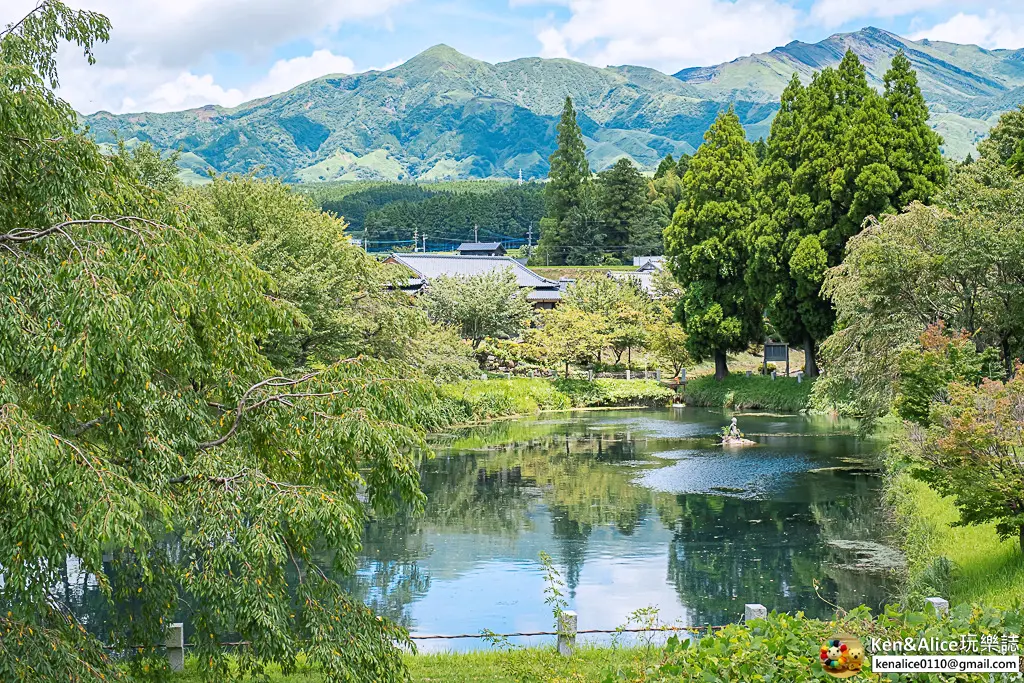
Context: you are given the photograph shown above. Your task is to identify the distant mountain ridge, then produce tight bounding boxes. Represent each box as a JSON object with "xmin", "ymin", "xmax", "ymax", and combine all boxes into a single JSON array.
[{"xmin": 82, "ymin": 28, "xmax": 1024, "ymax": 183}]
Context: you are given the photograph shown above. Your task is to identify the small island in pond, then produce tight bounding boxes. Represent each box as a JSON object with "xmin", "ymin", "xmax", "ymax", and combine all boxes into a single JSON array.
[{"xmin": 722, "ymin": 417, "xmax": 757, "ymax": 447}]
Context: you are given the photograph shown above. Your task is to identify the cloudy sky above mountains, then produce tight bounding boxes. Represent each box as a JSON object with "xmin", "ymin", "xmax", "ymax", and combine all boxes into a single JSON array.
[{"xmin": 4, "ymin": 0, "xmax": 1024, "ymax": 115}]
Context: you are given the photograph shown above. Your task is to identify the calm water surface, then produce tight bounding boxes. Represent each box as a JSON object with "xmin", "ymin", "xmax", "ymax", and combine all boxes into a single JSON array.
[{"xmin": 352, "ymin": 407, "xmax": 898, "ymax": 650}]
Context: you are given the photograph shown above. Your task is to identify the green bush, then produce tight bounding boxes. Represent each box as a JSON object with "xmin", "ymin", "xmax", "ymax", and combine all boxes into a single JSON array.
[
  {"xmin": 684, "ymin": 374, "xmax": 814, "ymax": 412},
  {"xmin": 438, "ymin": 378, "xmax": 674, "ymax": 423},
  {"xmin": 652, "ymin": 604, "xmax": 1023, "ymax": 682},
  {"xmin": 556, "ymin": 378, "xmax": 674, "ymax": 407}
]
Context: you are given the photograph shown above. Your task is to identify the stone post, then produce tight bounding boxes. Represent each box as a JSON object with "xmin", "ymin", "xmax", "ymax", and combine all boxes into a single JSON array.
[
  {"xmin": 770, "ymin": 371, "xmax": 777, "ymax": 381},
  {"xmin": 744, "ymin": 604, "xmax": 767, "ymax": 621},
  {"xmin": 626, "ymin": 368, "xmax": 631, "ymax": 380},
  {"xmin": 166, "ymin": 623, "xmax": 184, "ymax": 672},
  {"xmin": 557, "ymin": 610, "xmax": 577, "ymax": 657},
  {"xmin": 655, "ymin": 369, "xmax": 661, "ymax": 381},
  {"xmin": 925, "ymin": 597, "xmax": 949, "ymax": 617},
  {"xmin": 745, "ymin": 370, "xmax": 752, "ymax": 378}
]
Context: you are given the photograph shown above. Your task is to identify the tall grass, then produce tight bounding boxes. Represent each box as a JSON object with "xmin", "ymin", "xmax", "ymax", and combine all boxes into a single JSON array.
[
  {"xmin": 683, "ymin": 375, "xmax": 814, "ymax": 412},
  {"xmin": 887, "ymin": 471, "xmax": 1024, "ymax": 607}
]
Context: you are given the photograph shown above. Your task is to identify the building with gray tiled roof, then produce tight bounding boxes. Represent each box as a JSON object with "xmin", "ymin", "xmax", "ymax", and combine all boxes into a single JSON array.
[{"xmin": 385, "ymin": 253, "xmax": 563, "ymax": 308}]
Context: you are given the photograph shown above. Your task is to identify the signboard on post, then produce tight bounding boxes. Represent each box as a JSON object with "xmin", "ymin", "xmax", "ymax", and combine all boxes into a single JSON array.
[{"xmin": 764, "ymin": 343, "xmax": 790, "ymax": 376}]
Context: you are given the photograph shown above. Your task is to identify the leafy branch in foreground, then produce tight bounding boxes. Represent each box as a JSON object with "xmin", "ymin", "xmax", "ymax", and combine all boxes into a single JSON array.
[{"xmin": 1, "ymin": 3, "xmax": 448, "ymax": 681}]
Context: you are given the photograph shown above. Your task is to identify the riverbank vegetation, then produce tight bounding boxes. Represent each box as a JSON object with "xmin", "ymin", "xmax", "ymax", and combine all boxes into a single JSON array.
[
  {"xmin": 683, "ymin": 375, "xmax": 814, "ymax": 412},
  {"xmin": 440, "ymin": 378, "xmax": 675, "ymax": 422}
]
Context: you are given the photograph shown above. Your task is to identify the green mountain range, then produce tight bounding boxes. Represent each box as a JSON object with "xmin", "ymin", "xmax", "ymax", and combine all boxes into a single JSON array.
[{"xmin": 82, "ymin": 27, "xmax": 1024, "ymax": 183}]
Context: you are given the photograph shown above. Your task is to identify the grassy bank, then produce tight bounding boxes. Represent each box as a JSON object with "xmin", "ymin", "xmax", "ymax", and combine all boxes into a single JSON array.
[
  {"xmin": 170, "ymin": 603, "xmax": 1024, "ymax": 682},
  {"xmin": 887, "ymin": 470, "xmax": 1024, "ymax": 607},
  {"xmin": 683, "ymin": 374, "xmax": 814, "ymax": 412},
  {"xmin": 441, "ymin": 377, "xmax": 675, "ymax": 422}
]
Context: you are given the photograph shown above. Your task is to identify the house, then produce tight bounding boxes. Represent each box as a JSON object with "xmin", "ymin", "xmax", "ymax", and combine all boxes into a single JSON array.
[
  {"xmin": 633, "ymin": 256, "xmax": 665, "ymax": 270},
  {"xmin": 611, "ymin": 257, "xmax": 666, "ymax": 295},
  {"xmin": 385, "ymin": 252, "xmax": 563, "ymax": 308},
  {"xmin": 457, "ymin": 242, "xmax": 506, "ymax": 256}
]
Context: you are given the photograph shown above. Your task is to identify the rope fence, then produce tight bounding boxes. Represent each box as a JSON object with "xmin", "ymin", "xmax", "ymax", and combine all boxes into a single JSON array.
[{"xmin": 104, "ymin": 598, "xmax": 955, "ymax": 670}]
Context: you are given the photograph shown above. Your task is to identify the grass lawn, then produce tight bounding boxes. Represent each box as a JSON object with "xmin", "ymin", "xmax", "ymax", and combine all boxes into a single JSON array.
[
  {"xmin": 889, "ymin": 472, "xmax": 1024, "ymax": 608},
  {"xmin": 172, "ymin": 646, "xmax": 661, "ymax": 682}
]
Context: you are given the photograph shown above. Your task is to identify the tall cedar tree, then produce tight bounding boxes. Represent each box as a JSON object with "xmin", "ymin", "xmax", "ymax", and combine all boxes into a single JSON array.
[
  {"xmin": 540, "ymin": 96, "xmax": 590, "ymax": 264},
  {"xmin": 597, "ymin": 157, "xmax": 647, "ymax": 248},
  {"xmin": 747, "ymin": 75, "xmax": 817, "ymax": 366},
  {"xmin": 884, "ymin": 50, "xmax": 948, "ymax": 204},
  {"xmin": 665, "ymin": 108, "xmax": 761, "ymax": 380},
  {"xmin": 749, "ymin": 50, "xmax": 942, "ymax": 376}
]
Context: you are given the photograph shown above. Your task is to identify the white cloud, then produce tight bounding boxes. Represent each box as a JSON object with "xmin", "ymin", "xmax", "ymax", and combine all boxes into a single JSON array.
[
  {"xmin": 534, "ymin": 0, "xmax": 800, "ymax": 72},
  {"xmin": 909, "ymin": 10, "xmax": 1024, "ymax": 49},
  {"xmin": 1, "ymin": 0, "xmax": 403, "ymax": 113},
  {"xmin": 809, "ymin": 0, "xmax": 947, "ymax": 30}
]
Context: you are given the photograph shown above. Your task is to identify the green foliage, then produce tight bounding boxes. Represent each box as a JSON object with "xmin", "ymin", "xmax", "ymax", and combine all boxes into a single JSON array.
[
  {"xmin": 0, "ymin": 6, "xmax": 464, "ymax": 680},
  {"xmin": 419, "ymin": 268, "xmax": 534, "ymax": 347},
  {"xmin": 749, "ymin": 51, "xmax": 944, "ymax": 379},
  {"xmin": 894, "ymin": 324, "xmax": 1003, "ymax": 426},
  {"xmin": 437, "ymin": 377, "xmax": 672, "ymax": 421},
  {"xmin": 978, "ymin": 104, "xmax": 1024, "ymax": 170},
  {"xmin": 884, "ymin": 50, "xmax": 948, "ymax": 205},
  {"xmin": 596, "ymin": 157, "xmax": 646, "ymax": 248},
  {"xmin": 546, "ymin": 97, "xmax": 590, "ymax": 226},
  {"xmin": 649, "ymin": 316, "xmax": 690, "ymax": 378},
  {"xmin": 358, "ymin": 183, "xmax": 545, "ymax": 244},
  {"xmin": 819, "ymin": 161, "xmax": 1024, "ymax": 417},
  {"xmin": 526, "ymin": 306, "xmax": 607, "ymax": 373},
  {"xmin": 185, "ymin": 176, "xmax": 416, "ymax": 368},
  {"xmin": 683, "ymin": 375, "xmax": 814, "ymax": 412},
  {"xmin": 652, "ymin": 604, "xmax": 1024, "ymax": 682},
  {"xmin": 553, "ymin": 378, "xmax": 673, "ymax": 408},
  {"xmin": 902, "ymin": 372, "xmax": 1024, "ymax": 551},
  {"xmin": 664, "ymin": 107, "xmax": 761, "ymax": 378}
]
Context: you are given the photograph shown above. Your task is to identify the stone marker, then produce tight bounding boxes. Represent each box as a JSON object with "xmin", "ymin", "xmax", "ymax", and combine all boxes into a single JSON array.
[
  {"xmin": 744, "ymin": 604, "xmax": 768, "ymax": 621},
  {"xmin": 558, "ymin": 610, "xmax": 577, "ymax": 657},
  {"xmin": 166, "ymin": 623, "xmax": 184, "ymax": 671},
  {"xmin": 925, "ymin": 597, "xmax": 949, "ymax": 617}
]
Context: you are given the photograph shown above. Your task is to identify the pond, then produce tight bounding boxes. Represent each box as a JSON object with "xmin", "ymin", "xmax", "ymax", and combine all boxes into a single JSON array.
[
  {"xmin": 351, "ymin": 407, "xmax": 901, "ymax": 651},
  {"xmin": 59, "ymin": 407, "xmax": 902, "ymax": 651}
]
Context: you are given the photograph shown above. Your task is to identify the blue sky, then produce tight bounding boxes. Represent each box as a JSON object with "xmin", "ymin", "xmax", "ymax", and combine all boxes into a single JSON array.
[{"xmin": 4, "ymin": 0, "xmax": 1024, "ymax": 114}]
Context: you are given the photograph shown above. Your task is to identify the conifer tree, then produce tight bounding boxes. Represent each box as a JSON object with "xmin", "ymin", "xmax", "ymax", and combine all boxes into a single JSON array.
[
  {"xmin": 665, "ymin": 108, "xmax": 761, "ymax": 380},
  {"xmin": 884, "ymin": 49, "xmax": 948, "ymax": 204},
  {"xmin": 655, "ymin": 153, "xmax": 677, "ymax": 179},
  {"xmin": 597, "ymin": 157, "xmax": 646, "ymax": 248},
  {"xmin": 747, "ymin": 75, "xmax": 819, "ymax": 369},
  {"xmin": 539, "ymin": 96, "xmax": 591, "ymax": 264}
]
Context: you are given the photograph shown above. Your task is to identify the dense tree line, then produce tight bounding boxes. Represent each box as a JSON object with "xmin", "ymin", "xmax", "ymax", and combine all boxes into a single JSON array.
[
  {"xmin": 362, "ymin": 183, "xmax": 545, "ymax": 246},
  {"xmin": 663, "ymin": 49, "xmax": 946, "ymax": 379}
]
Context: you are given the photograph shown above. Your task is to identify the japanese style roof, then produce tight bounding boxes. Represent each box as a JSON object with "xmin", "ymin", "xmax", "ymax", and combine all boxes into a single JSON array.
[
  {"xmin": 457, "ymin": 242, "xmax": 504, "ymax": 252},
  {"xmin": 388, "ymin": 253, "xmax": 560, "ymax": 291}
]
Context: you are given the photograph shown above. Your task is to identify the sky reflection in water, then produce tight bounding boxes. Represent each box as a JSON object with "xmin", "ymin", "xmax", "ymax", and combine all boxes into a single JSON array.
[{"xmin": 354, "ymin": 407, "xmax": 896, "ymax": 651}]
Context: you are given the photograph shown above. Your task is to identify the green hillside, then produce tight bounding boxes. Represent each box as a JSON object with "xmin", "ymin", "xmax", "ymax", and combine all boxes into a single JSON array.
[{"xmin": 81, "ymin": 29, "xmax": 1024, "ymax": 182}]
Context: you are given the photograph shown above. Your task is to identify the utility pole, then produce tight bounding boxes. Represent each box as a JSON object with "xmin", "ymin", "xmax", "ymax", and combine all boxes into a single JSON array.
[
  {"xmin": 518, "ymin": 169, "xmax": 523, "ymax": 186},
  {"xmin": 423, "ymin": 234, "xmax": 427, "ymax": 253},
  {"xmin": 413, "ymin": 226, "xmax": 419, "ymax": 252},
  {"xmin": 527, "ymin": 223, "xmax": 533, "ymax": 258},
  {"xmin": 474, "ymin": 224, "xmax": 479, "ymax": 243}
]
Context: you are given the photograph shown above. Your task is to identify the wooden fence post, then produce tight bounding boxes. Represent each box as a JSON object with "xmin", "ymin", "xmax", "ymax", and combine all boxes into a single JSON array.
[
  {"xmin": 166, "ymin": 623, "xmax": 184, "ymax": 672},
  {"xmin": 558, "ymin": 610, "xmax": 577, "ymax": 657}
]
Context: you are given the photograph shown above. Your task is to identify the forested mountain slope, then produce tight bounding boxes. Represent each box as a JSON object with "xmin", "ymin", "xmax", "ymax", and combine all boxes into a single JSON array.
[{"xmin": 82, "ymin": 29, "xmax": 1024, "ymax": 182}]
